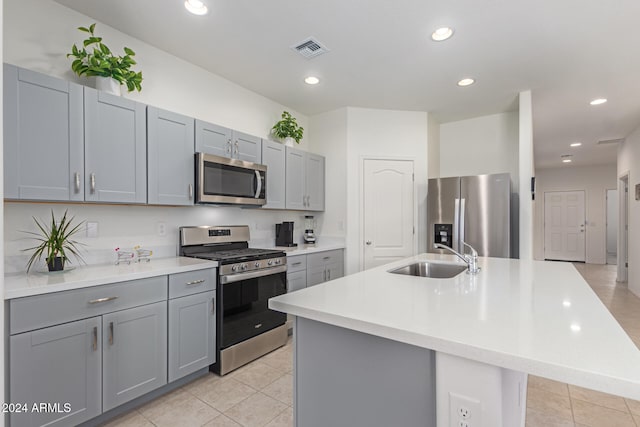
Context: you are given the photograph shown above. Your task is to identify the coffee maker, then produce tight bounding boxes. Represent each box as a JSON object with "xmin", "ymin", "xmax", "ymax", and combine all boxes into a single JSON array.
[
  {"xmin": 275, "ymin": 222, "xmax": 297, "ymax": 247},
  {"xmin": 303, "ymin": 215, "xmax": 316, "ymax": 244}
]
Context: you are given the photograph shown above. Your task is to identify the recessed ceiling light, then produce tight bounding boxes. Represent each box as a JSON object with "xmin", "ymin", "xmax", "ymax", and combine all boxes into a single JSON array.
[
  {"xmin": 457, "ymin": 78, "xmax": 475, "ymax": 87},
  {"xmin": 431, "ymin": 27, "xmax": 454, "ymax": 41},
  {"xmin": 570, "ymin": 142, "xmax": 582, "ymax": 147},
  {"xmin": 304, "ymin": 76, "xmax": 320, "ymax": 85},
  {"xmin": 562, "ymin": 159, "xmax": 572, "ymax": 163},
  {"xmin": 570, "ymin": 323, "xmax": 581, "ymax": 332},
  {"xmin": 562, "ymin": 300, "xmax": 572, "ymax": 307},
  {"xmin": 185, "ymin": 0, "xmax": 208, "ymax": 15},
  {"xmin": 590, "ymin": 98, "xmax": 607, "ymax": 106}
]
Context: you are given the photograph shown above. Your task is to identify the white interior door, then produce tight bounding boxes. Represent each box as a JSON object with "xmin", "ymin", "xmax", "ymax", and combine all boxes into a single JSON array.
[
  {"xmin": 363, "ymin": 159, "xmax": 414, "ymax": 270},
  {"xmin": 606, "ymin": 189, "xmax": 618, "ymax": 265},
  {"xmin": 544, "ymin": 191, "xmax": 586, "ymax": 262}
]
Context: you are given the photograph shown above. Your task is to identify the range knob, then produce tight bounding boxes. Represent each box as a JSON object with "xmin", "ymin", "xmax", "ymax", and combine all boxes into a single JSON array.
[
  {"xmin": 231, "ymin": 265, "xmax": 238, "ymax": 272},
  {"xmin": 275, "ymin": 259, "xmax": 281, "ymax": 265},
  {"xmin": 267, "ymin": 260, "xmax": 273, "ymax": 266},
  {"xmin": 241, "ymin": 263, "xmax": 248, "ymax": 270},
  {"xmin": 254, "ymin": 262, "xmax": 260, "ymax": 268}
]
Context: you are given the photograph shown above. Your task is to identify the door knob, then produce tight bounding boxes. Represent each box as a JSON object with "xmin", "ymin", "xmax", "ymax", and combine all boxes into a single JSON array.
[{"xmin": 366, "ymin": 241, "xmax": 372, "ymax": 245}]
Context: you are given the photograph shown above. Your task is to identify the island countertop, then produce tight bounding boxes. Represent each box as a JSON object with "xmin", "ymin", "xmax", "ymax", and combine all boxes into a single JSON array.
[{"xmin": 269, "ymin": 253, "xmax": 640, "ymax": 400}]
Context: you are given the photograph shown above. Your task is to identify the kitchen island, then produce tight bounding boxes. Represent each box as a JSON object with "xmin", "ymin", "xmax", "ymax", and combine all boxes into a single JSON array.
[{"xmin": 269, "ymin": 254, "xmax": 640, "ymax": 427}]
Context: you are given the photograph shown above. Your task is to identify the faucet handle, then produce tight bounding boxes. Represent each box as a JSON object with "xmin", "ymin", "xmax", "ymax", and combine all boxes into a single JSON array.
[{"xmin": 461, "ymin": 241, "xmax": 478, "ymax": 257}]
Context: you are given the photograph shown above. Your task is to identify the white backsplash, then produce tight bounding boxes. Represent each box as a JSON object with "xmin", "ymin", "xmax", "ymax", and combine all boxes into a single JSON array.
[{"xmin": 4, "ymin": 202, "xmax": 326, "ymax": 274}]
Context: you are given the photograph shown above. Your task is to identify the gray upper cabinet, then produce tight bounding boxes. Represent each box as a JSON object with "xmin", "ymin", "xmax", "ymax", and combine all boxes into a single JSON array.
[
  {"xmin": 3, "ymin": 64, "xmax": 84, "ymax": 201},
  {"xmin": 262, "ymin": 139, "xmax": 286, "ymax": 209},
  {"xmin": 9, "ymin": 317, "xmax": 101, "ymax": 427},
  {"xmin": 102, "ymin": 301, "xmax": 167, "ymax": 412},
  {"xmin": 84, "ymin": 87, "xmax": 147, "ymax": 203},
  {"xmin": 195, "ymin": 119, "xmax": 262, "ymax": 163},
  {"xmin": 285, "ymin": 146, "xmax": 325, "ymax": 211},
  {"xmin": 148, "ymin": 107, "xmax": 195, "ymax": 205},
  {"xmin": 195, "ymin": 120, "xmax": 232, "ymax": 158}
]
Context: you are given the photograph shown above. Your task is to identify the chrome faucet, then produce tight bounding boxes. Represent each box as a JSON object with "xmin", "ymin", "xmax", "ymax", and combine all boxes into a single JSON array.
[{"xmin": 434, "ymin": 242, "xmax": 480, "ymax": 274}]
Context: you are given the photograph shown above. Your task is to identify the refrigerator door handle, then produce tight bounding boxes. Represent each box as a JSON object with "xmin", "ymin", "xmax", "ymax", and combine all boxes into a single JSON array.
[
  {"xmin": 454, "ymin": 198, "xmax": 460, "ymax": 252},
  {"xmin": 460, "ymin": 198, "xmax": 466, "ymax": 251}
]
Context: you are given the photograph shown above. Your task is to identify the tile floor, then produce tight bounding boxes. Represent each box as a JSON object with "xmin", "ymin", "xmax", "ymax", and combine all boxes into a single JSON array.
[{"xmin": 105, "ymin": 263, "xmax": 640, "ymax": 427}]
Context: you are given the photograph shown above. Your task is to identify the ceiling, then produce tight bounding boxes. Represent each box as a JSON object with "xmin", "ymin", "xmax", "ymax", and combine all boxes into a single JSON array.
[{"xmin": 55, "ymin": 0, "xmax": 640, "ymax": 169}]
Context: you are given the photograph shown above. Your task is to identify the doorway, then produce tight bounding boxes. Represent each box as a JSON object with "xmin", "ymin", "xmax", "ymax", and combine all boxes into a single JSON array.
[
  {"xmin": 544, "ymin": 190, "xmax": 586, "ymax": 262},
  {"xmin": 618, "ymin": 174, "xmax": 629, "ymax": 282},
  {"xmin": 606, "ymin": 189, "xmax": 618, "ymax": 265},
  {"xmin": 361, "ymin": 158, "xmax": 415, "ymax": 270}
]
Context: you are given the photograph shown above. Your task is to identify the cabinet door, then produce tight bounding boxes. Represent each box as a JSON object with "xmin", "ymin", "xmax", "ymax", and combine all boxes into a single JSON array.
[
  {"xmin": 168, "ymin": 291, "xmax": 216, "ymax": 382},
  {"xmin": 84, "ymin": 88, "xmax": 147, "ymax": 203},
  {"xmin": 103, "ymin": 301, "xmax": 167, "ymax": 411},
  {"xmin": 4, "ymin": 64, "xmax": 84, "ymax": 201},
  {"xmin": 285, "ymin": 146, "xmax": 306, "ymax": 210},
  {"xmin": 261, "ymin": 140, "xmax": 286, "ymax": 209},
  {"xmin": 195, "ymin": 120, "xmax": 232, "ymax": 158},
  {"xmin": 287, "ymin": 270, "xmax": 307, "ymax": 292},
  {"xmin": 306, "ymin": 264, "xmax": 326, "ymax": 287},
  {"xmin": 233, "ymin": 130, "xmax": 262, "ymax": 163},
  {"xmin": 147, "ymin": 107, "xmax": 195, "ymax": 205},
  {"xmin": 10, "ymin": 317, "xmax": 101, "ymax": 427},
  {"xmin": 325, "ymin": 261, "xmax": 344, "ymax": 282},
  {"xmin": 306, "ymin": 153, "xmax": 325, "ymax": 211}
]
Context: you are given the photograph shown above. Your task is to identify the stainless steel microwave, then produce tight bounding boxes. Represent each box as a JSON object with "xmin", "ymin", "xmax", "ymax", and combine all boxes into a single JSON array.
[{"xmin": 195, "ymin": 153, "xmax": 266, "ymax": 206}]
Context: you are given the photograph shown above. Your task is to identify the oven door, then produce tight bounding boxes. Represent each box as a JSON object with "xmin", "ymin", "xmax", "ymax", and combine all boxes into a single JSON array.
[
  {"xmin": 219, "ymin": 267, "xmax": 287, "ymax": 349},
  {"xmin": 196, "ymin": 152, "xmax": 266, "ymax": 205}
]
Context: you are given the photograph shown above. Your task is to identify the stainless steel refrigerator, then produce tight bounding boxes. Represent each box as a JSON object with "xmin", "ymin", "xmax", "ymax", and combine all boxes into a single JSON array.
[{"xmin": 427, "ymin": 173, "xmax": 513, "ymax": 258}]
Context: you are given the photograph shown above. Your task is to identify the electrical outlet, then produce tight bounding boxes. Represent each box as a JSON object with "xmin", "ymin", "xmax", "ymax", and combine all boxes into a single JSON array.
[
  {"xmin": 157, "ymin": 222, "xmax": 167, "ymax": 236},
  {"xmin": 450, "ymin": 392, "xmax": 481, "ymax": 427},
  {"xmin": 86, "ymin": 222, "xmax": 98, "ymax": 238}
]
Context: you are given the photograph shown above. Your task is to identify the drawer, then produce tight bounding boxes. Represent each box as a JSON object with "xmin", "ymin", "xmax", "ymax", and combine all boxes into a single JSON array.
[
  {"xmin": 10, "ymin": 276, "xmax": 168, "ymax": 335},
  {"xmin": 307, "ymin": 249, "xmax": 344, "ymax": 268},
  {"xmin": 287, "ymin": 255, "xmax": 307, "ymax": 273},
  {"xmin": 287, "ymin": 270, "xmax": 307, "ymax": 292},
  {"xmin": 169, "ymin": 268, "xmax": 216, "ymax": 299}
]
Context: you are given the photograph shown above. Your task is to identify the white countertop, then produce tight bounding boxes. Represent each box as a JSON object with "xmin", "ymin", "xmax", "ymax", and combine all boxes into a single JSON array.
[
  {"xmin": 4, "ymin": 257, "xmax": 218, "ymax": 299},
  {"xmin": 276, "ymin": 242, "xmax": 345, "ymax": 256},
  {"xmin": 269, "ymin": 253, "xmax": 640, "ymax": 400}
]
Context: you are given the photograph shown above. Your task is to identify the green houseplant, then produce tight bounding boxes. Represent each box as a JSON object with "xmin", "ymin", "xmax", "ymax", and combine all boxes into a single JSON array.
[
  {"xmin": 23, "ymin": 210, "xmax": 85, "ymax": 272},
  {"xmin": 67, "ymin": 23, "xmax": 143, "ymax": 93},
  {"xmin": 272, "ymin": 111, "xmax": 304, "ymax": 145}
]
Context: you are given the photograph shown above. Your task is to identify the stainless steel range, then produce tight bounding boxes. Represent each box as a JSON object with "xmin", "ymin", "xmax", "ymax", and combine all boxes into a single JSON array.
[{"xmin": 179, "ymin": 225, "xmax": 288, "ymax": 375}]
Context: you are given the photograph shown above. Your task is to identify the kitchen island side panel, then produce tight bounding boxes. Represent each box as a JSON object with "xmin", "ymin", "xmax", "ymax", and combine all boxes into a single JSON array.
[{"xmin": 295, "ymin": 317, "xmax": 436, "ymax": 427}]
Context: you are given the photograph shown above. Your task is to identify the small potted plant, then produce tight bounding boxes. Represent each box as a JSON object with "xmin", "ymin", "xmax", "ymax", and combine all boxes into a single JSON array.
[
  {"xmin": 67, "ymin": 23, "xmax": 143, "ymax": 95},
  {"xmin": 23, "ymin": 210, "xmax": 85, "ymax": 273},
  {"xmin": 271, "ymin": 111, "xmax": 304, "ymax": 146}
]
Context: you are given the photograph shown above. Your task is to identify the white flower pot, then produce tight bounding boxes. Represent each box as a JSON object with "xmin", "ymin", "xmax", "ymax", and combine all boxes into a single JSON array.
[
  {"xmin": 284, "ymin": 137, "xmax": 296, "ymax": 147},
  {"xmin": 96, "ymin": 76, "xmax": 121, "ymax": 96}
]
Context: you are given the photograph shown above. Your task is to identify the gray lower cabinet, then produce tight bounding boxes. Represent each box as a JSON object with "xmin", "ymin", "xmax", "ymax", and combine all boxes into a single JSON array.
[
  {"xmin": 261, "ymin": 140, "xmax": 286, "ymax": 209},
  {"xmin": 307, "ymin": 250, "xmax": 344, "ymax": 287},
  {"xmin": 84, "ymin": 87, "xmax": 147, "ymax": 203},
  {"xmin": 285, "ymin": 147, "xmax": 325, "ymax": 211},
  {"xmin": 9, "ymin": 317, "xmax": 102, "ymax": 427},
  {"xmin": 147, "ymin": 106, "xmax": 195, "ymax": 205},
  {"xmin": 195, "ymin": 120, "xmax": 262, "ymax": 163},
  {"xmin": 102, "ymin": 301, "xmax": 167, "ymax": 412},
  {"xmin": 3, "ymin": 64, "xmax": 84, "ymax": 201},
  {"xmin": 168, "ymin": 291, "xmax": 216, "ymax": 382}
]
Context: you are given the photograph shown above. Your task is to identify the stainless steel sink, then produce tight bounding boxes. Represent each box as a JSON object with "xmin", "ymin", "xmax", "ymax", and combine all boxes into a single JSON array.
[{"xmin": 388, "ymin": 261, "xmax": 467, "ymax": 278}]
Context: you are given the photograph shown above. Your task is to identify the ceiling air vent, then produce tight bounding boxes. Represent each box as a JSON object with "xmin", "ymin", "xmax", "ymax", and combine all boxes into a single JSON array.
[
  {"xmin": 291, "ymin": 37, "xmax": 330, "ymax": 59},
  {"xmin": 597, "ymin": 138, "xmax": 625, "ymax": 145}
]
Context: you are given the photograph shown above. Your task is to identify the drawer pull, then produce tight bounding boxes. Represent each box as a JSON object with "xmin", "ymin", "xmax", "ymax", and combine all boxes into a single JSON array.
[
  {"xmin": 92, "ymin": 326, "xmax": 98, "ymax": 351},
  {"xmin": 186, "ymin": 279, "xmax": 205, "ymax": 286},
  {"xmin": 292, "ymin": 262, "xmax": 302, "ymax": 266},
  {"xmin": 323, "ymin": 256, "xmax": 330, "ymax": 260},
  {"xmin": 109, "ymin": 322, "xmax": 114, "ymax": 346},
  {"xmin": 88, "ymin": 296, "xmax": 118, "ymax": 304},
  {"xmin": 212, "ymin": 297, "xmax": 216, "ymax": 315}
]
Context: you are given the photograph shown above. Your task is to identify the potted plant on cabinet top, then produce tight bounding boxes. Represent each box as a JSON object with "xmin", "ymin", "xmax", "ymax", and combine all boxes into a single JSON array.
[
  {"xmin": 23, "ymin": 210, "xmax": 85, "ymax": 273},
  {"xmin": 67, "ymin": 23, "xmax": 143, "ymax": 95},
  {"xmin": 271, "ymin": 111, "xmax": 304, "ymax": 147}
]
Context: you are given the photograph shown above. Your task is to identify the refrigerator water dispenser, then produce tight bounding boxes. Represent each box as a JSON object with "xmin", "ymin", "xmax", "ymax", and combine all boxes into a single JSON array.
[{"xmin": 434, "ymin": 224, "xmax": 453, "ymax": 247}]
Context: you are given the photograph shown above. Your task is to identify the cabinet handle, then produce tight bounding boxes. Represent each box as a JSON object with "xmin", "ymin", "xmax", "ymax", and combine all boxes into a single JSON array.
[
  {"xmin": 109, "ymin": 322, "xmax": 114, "ymax": 346},
  {"xmin": 92, "ymin": 326, "xmax": 98, "ymax": 351},
  {"xmin": 186, "ymin": 279, "xmax": 205, "ymax": 286},
  {"xmin": 88, "ymin": 296, "xmax": 118, "ymax": 304},
  {"xmin": 212, "ymin": 297, "xmax": 216, "ymax": 315},
  {"xmin": 74, "ymin": 172, "xmax": 81, "ymax": 193},
  {"xmin": 307, "ymin": 195, "xmax": 311, "ymax": 206},
  {"xmin": 323, "ymin": 256, "xmax": 330, "ymax": 260},
  {"xmin": 328, "ymin": 269, "xmax": 331, "ymax": 280},
  {"xmin": 227, "ymin": 139, "xmax": 232, "ymax": 154},
  {"xmin": 292, "ymin": 262, "xmax": 302, "ymax": 266},
  {"xmin": 234, "ymin": 140, "xmax": 239, "ymax": 156},
  {"xmin": 90, "ymin": 173, "xmax": 96, "ymax": 194},
  {"xmin": 323, "ymin": 269, "xmax": 327, "ymax": 281},
  {"xmin": 189, "ymin": 184, "xmax": 193, "ymax": 200}
]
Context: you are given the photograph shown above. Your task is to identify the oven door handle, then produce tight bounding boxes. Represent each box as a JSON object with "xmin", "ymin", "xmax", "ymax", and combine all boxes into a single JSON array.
[{"xmin": 220, "ymin": 265, "xmax": 287, "ymax": 284}]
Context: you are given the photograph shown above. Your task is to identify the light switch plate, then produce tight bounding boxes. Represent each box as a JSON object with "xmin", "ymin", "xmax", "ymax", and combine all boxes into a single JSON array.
[{"xmin": 86, "ymin": 222, "xmax": 98, "ymax": 238}]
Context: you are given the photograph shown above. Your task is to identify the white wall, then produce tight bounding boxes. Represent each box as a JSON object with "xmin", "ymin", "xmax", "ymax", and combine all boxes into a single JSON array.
[
  {"xmin": 3, "ymin": 0, "xmax": 329, "ymax": 273},
  {"xmin": 0, "ymin": 0, "xmax": 5, "ymax": 423},
  {"xmin": 427, "ymin": 115, "xmax": 440, "ymax": 179},
  {"xmin": 533, "ymin": 164, "xmax": 617, "ymax": 264},
  {"xmin": 618, "ymin": 125, "xmax": 640, "ymax": 296},
  {"xmin": 519, "ymin": 91, "xmax": 533, "ymax": 260},
  {"xmin": 308, "ymin": 108, "xmax": 348, "ymax": 239},
  {"xmin": 345, "ymin": 107, "xmax": 429, "ymax": 274}
]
